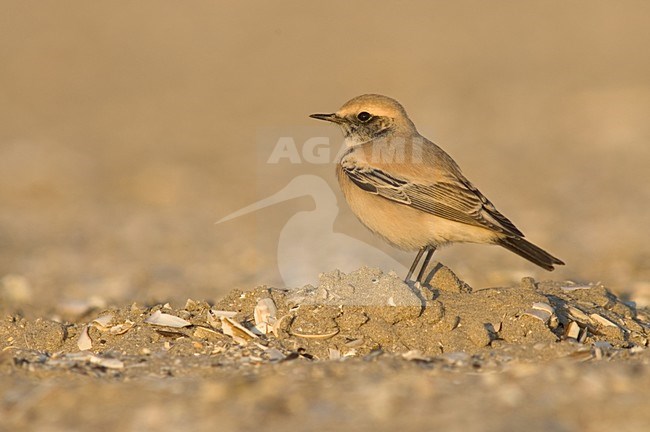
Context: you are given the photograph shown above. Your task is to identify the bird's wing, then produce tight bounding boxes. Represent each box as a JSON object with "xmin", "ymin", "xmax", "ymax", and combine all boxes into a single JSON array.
[{"xmin": 340, "ymin": 157, "xmax": 523, "ymax": 237}]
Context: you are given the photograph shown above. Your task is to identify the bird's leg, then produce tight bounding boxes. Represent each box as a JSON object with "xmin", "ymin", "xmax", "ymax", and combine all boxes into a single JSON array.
[
  {"xmin": 415, "ymin": 246, "xmax": 436, "ymax": 283},
  {"xmin": 405, "ymin": 247, "xmax": 426, "ymax": 282}
]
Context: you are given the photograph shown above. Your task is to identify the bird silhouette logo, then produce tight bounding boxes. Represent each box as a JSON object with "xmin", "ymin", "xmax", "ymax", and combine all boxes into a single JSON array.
[{"xmin": 217, "ymin": 174, "xmax": 407, "ymax": 288}]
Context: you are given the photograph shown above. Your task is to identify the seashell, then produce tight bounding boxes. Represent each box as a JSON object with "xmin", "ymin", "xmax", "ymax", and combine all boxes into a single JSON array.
[
  {"xmin": 524, "ymin": 309, "xmax": 551, "ymax": 323},
  {"xmin": 590, "ymin": 313, "xmax": 619, "ymax": 328},
  {"xmin": 532, "ymin": 302, "xmax": 554, "ymax": 315},
  {"xmin": 344, "ymin": 338, "xmax": 364, "ymax": 348},
  {"xmin": 154, "ymin": 328, "xmax": 185, "ymax": 338},
  {"xmin": 567, "ymin": 306, "xmax": 592, "ymax": 324},
  {"xmin": 77, "ymin": 325, "xmax": 93, "ymax": 351},
  {"xmin": 220, "ymin": 317, "xmax": 258, "ymax": 345},
  {"xmin": 253, "ymin": 298, "xmax": 277, "ymax": 335},
  {"xmin": 184, "ymin": 298, "xmax": 198, "ymax": 310},
  {"xmin": 210, "ymin": 309, "xmax": 238, "ymax": 318},
  {"xmin": 578, "ymin": 326, "xmax": 589, "ymax": 343},
  {"xmin": 92, "ymin": 314, "xmax": 114, "ymax": 330},
  {"xmin": 109, "ymin": 320, "xmax": 134, "ymax": 335},
  {"xmin": 87, "ymin": 355, "xmax": 124, "ymax": 369},
  {"xmin": 561, "ymin": 284, "xmax": 593, "ymax": 291},
  {"xmin": 565, "ymin": 321, "xmax": 581, "ymax": 340},
  {"xmin": 291, "ymin": 328, "xmax": 339, "ymax": 339},
  {"xmin": 144, "ymin": 310, "xmax": 191, "ymax": 328},
  {"xmin": 208, "ymin": 309, "xmax": 237, "ymax": 328},
  {"xmin": 387, "ymin": 296, "xmax": 397, "ymax": 307},
  {"xmin": 270, "ymin": 314, "xmax": 291, "ymax": 338},
  {"xmin": 562, "ymin": 281, "xmax": 602, "ymax": 291}
]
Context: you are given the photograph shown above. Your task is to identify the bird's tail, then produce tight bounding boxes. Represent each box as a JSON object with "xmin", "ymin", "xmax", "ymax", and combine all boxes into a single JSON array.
[{"xmin": 497, "ymin": 236, "xmax": 564, "ymax": 271}]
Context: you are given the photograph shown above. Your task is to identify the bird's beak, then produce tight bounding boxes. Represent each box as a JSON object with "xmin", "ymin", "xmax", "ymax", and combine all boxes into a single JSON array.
[{"xmin": 309, "ymin": 113, "xmax": 342, "ymax": 123}]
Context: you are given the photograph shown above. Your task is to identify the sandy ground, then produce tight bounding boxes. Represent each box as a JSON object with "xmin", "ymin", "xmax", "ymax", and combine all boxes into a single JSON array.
[
  {"xmin": 1, "ymin": 267, "xmax": 649, "ymax": 431},
  {"xmin": 2, "ymin": 1, "xmax": 650, "ymax": 431}
]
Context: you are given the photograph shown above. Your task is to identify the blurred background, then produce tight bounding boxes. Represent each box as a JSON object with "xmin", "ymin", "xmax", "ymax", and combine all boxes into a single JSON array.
[{"xmin": 1, "ymin": 1, "xmax": 649, "ymax": 309}]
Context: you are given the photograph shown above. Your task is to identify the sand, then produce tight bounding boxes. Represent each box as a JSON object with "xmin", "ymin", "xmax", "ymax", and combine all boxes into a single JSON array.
[{"xmin": 2, "ymin": 266, "xmax": 649, "ymax": 431}]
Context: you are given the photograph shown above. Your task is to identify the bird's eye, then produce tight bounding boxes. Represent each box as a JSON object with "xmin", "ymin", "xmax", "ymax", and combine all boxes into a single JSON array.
[{"xmin": 357, "ymin": 111, "xmax": 372, "ymax": 122}]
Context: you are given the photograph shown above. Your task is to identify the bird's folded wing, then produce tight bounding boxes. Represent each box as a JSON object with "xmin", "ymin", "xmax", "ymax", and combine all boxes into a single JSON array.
[{"xmin": 342, "ymin": 163, "xmax": 523, "ymax": 237}]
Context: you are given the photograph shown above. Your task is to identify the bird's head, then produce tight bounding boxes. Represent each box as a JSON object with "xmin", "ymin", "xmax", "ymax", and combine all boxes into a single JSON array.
[{"xmin": 310, "ymin": 94, "xmax": 417, "ymax": 146}]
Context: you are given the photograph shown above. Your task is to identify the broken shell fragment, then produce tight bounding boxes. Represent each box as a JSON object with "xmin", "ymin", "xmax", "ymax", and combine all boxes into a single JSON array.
[
  {"xmin": 567, "ymin": 306, "xmax": 592, "ymax": 324},
  {"xmin": 590, "ymin": 313, "xmax": 619, "ymax": 328},
  {"xmin": 92, "ymin": 314, "xmax": 114, "ymax": 330},
  {"xmin": 77, "ymin": 325, "xmax": 93, "ymax": 351},
  {"xmin": 145, "ymin": 310, "xmax": 191, "ymax": 328},
  {"xmin": 532, "ymin": 302, "xmax": 554, "ymax": 315},
  {"xmin": 523, "ymin": 302, "xmax": 554, "ymax": 323},
  {"xmin": 291, "ymin": 328, "xmax": 339, "ymax": 339},
  {"xmin": 344, "ymin": 338, "xmax": 364, "ymax": 348},
  {"xmin": 253, "ymin": 298, "xmax": 277, "ymax": 335},
  {"xmin": 184, "ymin": 298, "xmax": 198, "ymax": 310},
  {"xmin": 578, "ymin": 326, "xmax": 589, "ymax": 343},
  {"xmin": 108, "ymin": 320, "xmax": 135, "ymax": 335},
  {"xmin": 270, "ymin": 314, "xmax": 291, "ymax": 338},
  {"xmin": 561, "ymin": 283, "xmax": 594, "ymax": 291},
  {"xmin": 524, "ymin": 309, "xmax": 552, "ymax": 323},
  {"xmin": 208, "ymin": 309, "xmax": 238, "ymax": 328},
  {"xmin": 565, "ymin": 321, "xmax": 581, "ymax": 340},
  {"xmin": 220, "ymin": 317, "xmax": 258, "ymax": 345},
  {"xmin": 210, "ymin": 309, "xmax": 238, "ymax": 318},
  {"xmin": 87, "ymin": 355, "xmax": 124, "ymax": 369}
]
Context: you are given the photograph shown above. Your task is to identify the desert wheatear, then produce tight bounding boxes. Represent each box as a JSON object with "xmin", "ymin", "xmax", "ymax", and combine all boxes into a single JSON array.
[{"xmin": 310, "ymin": 94, "xmax": 564, "ymax": 283}]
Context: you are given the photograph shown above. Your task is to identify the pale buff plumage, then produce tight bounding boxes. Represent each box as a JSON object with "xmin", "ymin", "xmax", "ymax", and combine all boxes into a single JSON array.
[{"xmin": 310, "ymin": 94, "xmax": 564, "ymax": 282}]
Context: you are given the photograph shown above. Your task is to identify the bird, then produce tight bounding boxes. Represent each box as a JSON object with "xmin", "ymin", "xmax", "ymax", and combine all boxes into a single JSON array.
[{"xmin": 309, "ymin": 94, "xmax": 564, "ymax": 284}]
